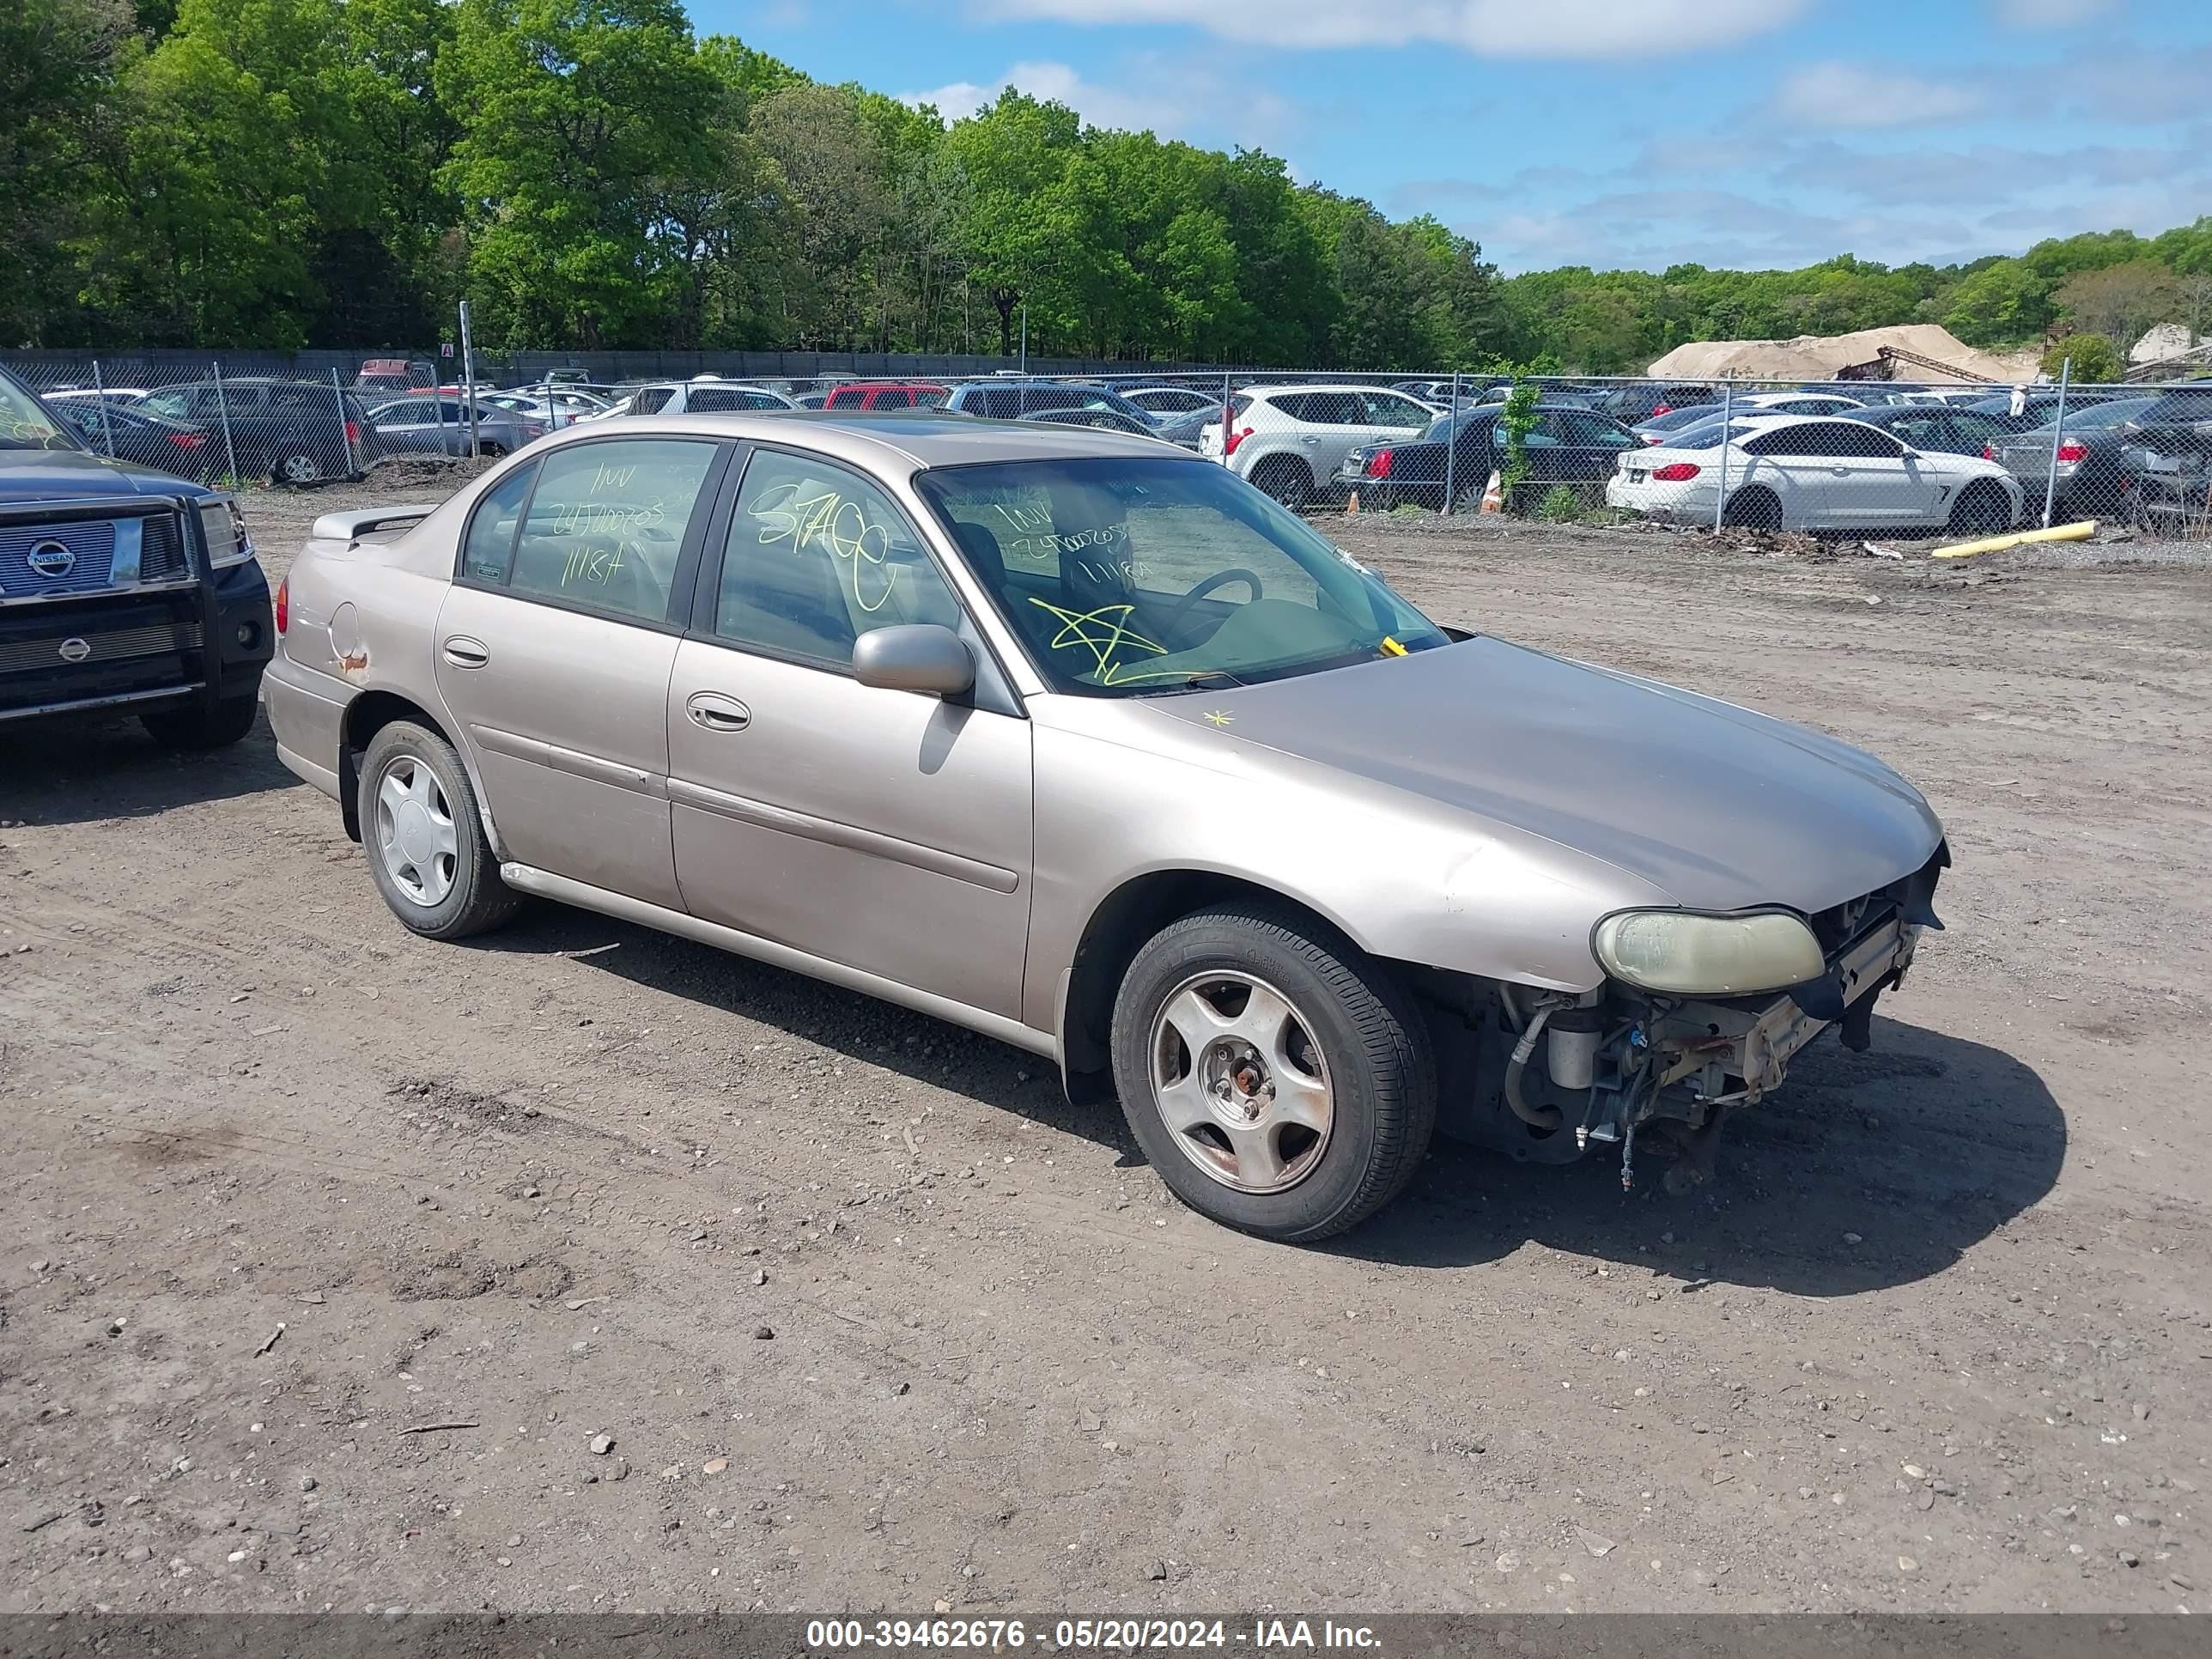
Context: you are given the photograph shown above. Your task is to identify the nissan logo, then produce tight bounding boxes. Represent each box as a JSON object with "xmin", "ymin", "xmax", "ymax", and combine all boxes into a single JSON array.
[
  {"xmin": 58, "ymin": 637, "xmax": 92, "ymax": 663},
  {"xmin": 27, "ymin": 539, "xmax": 76, "ymax": 579}
]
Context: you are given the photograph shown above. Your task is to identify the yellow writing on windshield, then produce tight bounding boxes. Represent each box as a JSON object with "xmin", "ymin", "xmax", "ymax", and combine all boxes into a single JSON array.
[{"xmin": 1026, "ymin": 598, "xmax": 1165, "ymax": 680}]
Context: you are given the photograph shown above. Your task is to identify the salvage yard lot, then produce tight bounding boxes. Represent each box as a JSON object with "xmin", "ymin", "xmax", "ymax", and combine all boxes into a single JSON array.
[{"xmin": 4, "ymin": 474, "xmax": 2209, "ymax": 1614}]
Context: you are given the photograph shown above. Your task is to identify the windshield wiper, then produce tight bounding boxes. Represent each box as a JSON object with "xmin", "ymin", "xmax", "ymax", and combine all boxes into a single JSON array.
[{"xmin": 1131, "ymin": 670, "xmax": 1244, "ymax": 696}]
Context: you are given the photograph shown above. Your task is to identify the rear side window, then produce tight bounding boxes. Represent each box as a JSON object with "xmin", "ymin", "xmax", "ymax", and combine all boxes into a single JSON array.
[
  {"xmin": 871, "ymin": 389, "xmax": 911, "ymax": 410},
  {"xmin": 504, "ymin": 440, "xmax": 718, "ymax": 623},
  {"xmin": 631, "ymin": 387, "xmax": 674, "ymax": 415},
  {"xmin": 824, "ymin": 386, "xmax": 864, "ymax": 408},
  {"xmin": 460, "ymin": 462, "xmax": 538, "ymax": 583}
]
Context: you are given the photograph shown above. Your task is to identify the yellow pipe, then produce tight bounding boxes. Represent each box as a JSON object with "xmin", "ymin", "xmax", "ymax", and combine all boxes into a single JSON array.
[{"xmin": 1931, "ymin": 520, "xmax": 2097, "ymax": 559}]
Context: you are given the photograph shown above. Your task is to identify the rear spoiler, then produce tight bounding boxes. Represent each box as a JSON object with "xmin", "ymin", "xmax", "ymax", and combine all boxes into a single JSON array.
[{"xmin": 308, "ymin": 505, "xmax": 440, "ymax": 543}]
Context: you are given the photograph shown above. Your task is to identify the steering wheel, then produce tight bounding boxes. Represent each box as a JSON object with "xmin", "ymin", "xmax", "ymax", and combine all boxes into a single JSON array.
[{"xmin": 1162, "ymin": 567, "xmax": 1264, "ymax": 632}]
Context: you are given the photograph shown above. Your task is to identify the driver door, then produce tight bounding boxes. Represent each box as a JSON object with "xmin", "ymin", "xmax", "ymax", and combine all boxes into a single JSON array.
[{"xmin": 665, "ymin": 446, "xmax": 1033, "ymax": 1018}]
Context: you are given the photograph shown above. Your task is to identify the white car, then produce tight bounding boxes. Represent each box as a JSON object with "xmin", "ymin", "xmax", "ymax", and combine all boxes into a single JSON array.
[
  {"xmin": 1200, "ymin": 384, "xmax": 1439, "ymax": 507},
  {"xmin": 1607, "ymin": 414, "xmax": 2026, "ymax": 534},
  {"xmin": 480, "ymin": 388, "xmax": 612, "ymax": 429},
  {"xmin": 580, "ymin": 382, "xmax": 798, "ymax": 421}
]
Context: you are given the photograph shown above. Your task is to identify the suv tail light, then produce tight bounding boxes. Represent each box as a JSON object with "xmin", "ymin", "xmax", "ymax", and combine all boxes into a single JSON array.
[
  {"xmin": 1984, "ymin": 445, "xmax": 1997, "ymax": 459},
  {"xmin": 1224, "ymin": 424, "xmax": 1254, "ymax": 457},
  {"xmin": 274, "ymin": 577, "xmax": 288, "ymax": 635},
  {"xmin": 344, "ymin": 420, "xmax": 361, "ymax": 445},
  {"xmin": 171, "ymin": 432, "xmax": 205, "ymax": 449},
  {"xmin": 1365, "ymin": 448, "xmax": 1393, "ymax": 477},
  {"xmin": 2057, "ymin": 441, "xmax": 2086, "ymax": 463},
  {"xmin": 1651, "ymin": 462, "xmax": 1701, "ymax": 481}
]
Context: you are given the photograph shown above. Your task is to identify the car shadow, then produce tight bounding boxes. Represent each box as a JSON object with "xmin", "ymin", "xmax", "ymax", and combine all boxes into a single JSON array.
[
  {"xmin": 461, "ymin": 906, "xmax": 2059, "ymax": 1296},
  {"xmin": 465, "ymin": 902, "xmax": 1133, "ymax": 1154},
  {"xmin": 0, "ymin": 709, "xmax": 300, "ymax": 827},
  {"xmin": 1334, "ymin": 1012, "xmax": 2063, "ymax": 1295}
]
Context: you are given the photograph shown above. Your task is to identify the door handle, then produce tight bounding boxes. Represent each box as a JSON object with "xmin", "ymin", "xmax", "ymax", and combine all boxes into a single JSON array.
[
  {"xmin": 1298, "ymin": 434, "xmax": 1320, "ymax": 444},
  {"xmin": 442, "ymin": 636, "xmax": 489, "ymax": 668},
  {"xmin": 686, "ymin": 690, "xmax": 750, "ymax": 732}
]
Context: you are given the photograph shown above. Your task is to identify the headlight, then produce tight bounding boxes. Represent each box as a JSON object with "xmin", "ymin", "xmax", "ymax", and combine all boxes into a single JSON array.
[
  {"xmin": 1593, "ymin": 908, "xmax": 1826, "ymax": 996},
  {"xmin": 198, "ymin": 497, "xmax": 253, "ymax": 568}
]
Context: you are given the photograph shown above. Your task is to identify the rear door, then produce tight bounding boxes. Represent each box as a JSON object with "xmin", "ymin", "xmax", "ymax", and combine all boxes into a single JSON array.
[
  {"xmin": 1550, "ymin": 410, "xmax": 1642, "ymax": 486},
  {"xmin": 433, "ymin": 437, "xmax": 731, "ymax": 909},
  {"xmin": 1739, "ymin": 423, "xmax": 1845, "ymax": 526},
  {"xmin": 1818, "ymin": 420, "xmax": 1927, "ymax": 524}
]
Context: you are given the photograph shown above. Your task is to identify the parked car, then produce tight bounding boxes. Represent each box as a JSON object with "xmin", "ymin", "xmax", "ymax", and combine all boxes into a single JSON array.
[
  {"xmin": 2129, "ymin": 383, "xmax": 2212, "ymax": 434},
  {"xmin": 367, "ymin": 396, "xmax": 544, "ymax": 459},
  {"xmin": 356, "ymin": 359, "xmax": 437, "ymax": 396},
  {"xmin": 584, "ymin": 382, "xmax": 799, "ymax": 420},
  {"xmin": 1724, "ymin": 392, "xmax": 1876, "ymax": 417},
  {"xmin": 0, "ymin": 368, "xmax": 273, "ymax": 747},
  {"xmin": 1016, "ymin": 408, "xmax": 1157, "ymax": 436},
  {"xmin": 138, "ymin": 378, "xmax": 376, "ymax": 483},
  {"xmin": 1607, "ymin": 414, "xmax": 2025, "ymax": 534},
  {"xmin": 1632, "ymin": 404, "xmax": 1741, "ymax": 444},
  {"xmin": 1986, "ymin": 396, "xmax": 2170, "ymax": 520},
  {"xmin": 264, "ymin": 410, "xmax": 1947, "ymax": 1240},
  {"xmin": 941, "ymin": 380, "xmax": 1159, "ymax": 426},
  {"xmin": 1122, "ymin": 386, "xmax": 1224, "ymax": 416},
  {"xmin": 1200, "ymin": 384, "xmax": 1440, "ymax": 507},
  {"xmin": 1595, "ymin": 383, "xmax": 1721, "ymax": 425},
  {"xmin": 479, "ymin": 388, "xmax": 612, "ymax": 429},
  {"xmin": 1962, "ymin": 387, "xmax": 2123, "ymax": 434},
  {"xmin": 823, "ymin": 381, "xmax": 951, "ymax": 411},
  {"xmin": 1827, "ymin": 403, "xmax": 2021, "ymax": 458},
  {"xmin": 1149, "ymin": 407, "xmax": 1219, "ymax": 452},
  {"xmin": 1339, "ymin": 404, "xmax": 1642, "ymax": 511},
  {"xmin": 47, "ymin": 399, "xmax": 218, "ymax": 481}
]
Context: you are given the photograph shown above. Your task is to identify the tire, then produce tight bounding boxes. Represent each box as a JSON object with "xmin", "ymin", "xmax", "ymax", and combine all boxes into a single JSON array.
[
  {"xmin": 1723, "ymin": 485, "xmax": 1783, "ymax": 530},
  {"xmin": 142, "ymin": 692, "xmax": 259, "ymax": 751},
  {"xmin": 357, "ymin": 720, "xmax": 520, "ymax": 939},
  {"xmin": 1109, "ymin": 903, "xmax": 1436, "ymax": 1242},
  {"xmin": 1247, "ymin": 455, "xmax": 1312, "ymax": 512},
  {"xmin": 272, "ymin": 448, "xmax": 325, "ymax": 486},
  {"xmin": 478, "ymin": 442, "xmax": 507, "ymax": 459},
  {"xmin": 1948, "ymin": 480, "xmax": 2015, "ymax": 536}
]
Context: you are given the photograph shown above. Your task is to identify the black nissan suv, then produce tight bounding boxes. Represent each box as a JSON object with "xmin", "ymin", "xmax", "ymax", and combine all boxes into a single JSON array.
[{"xmin": 0, "ymin": 368, "xmax": 273, "ymax": 749}]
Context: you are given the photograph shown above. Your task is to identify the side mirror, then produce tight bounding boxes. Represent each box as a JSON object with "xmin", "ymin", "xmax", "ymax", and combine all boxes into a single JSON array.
[{"xmin": 853, "ymin": 623, "xmax": 974, "ymax": 697}]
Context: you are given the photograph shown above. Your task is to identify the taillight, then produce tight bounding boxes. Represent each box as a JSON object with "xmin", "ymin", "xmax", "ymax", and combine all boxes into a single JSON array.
[
  {"xmin": 1643, "ymin": 434, "xmax": 1663, "ymax": 444},
  {"xmin": 1983, "ymin": 445, "xmax": 1996, "ymax": 459},
  {"xmin": 1651, "ymin": 462, "xmax": 1701, "ymax": 481},
  {"xmin": 1224, "ymin": 424, "xmax": 1254, "ymax": 457},
  {"xmin": 1652, "ymin": 404, "xmax": 1671, "ymax": 417},
  {"xmin": 274, "ymin": 577, "xmax": 288, "ymax": 635},
  {"xmin": 171, "ymin": 432, "xmax": 205, "ymax": 448},
  {"xmin": 1365, "ymin": 448, "xmax": 1393, "ymax": 477},
  {"xmin": 344, "ymin": 421, "xmax": 361, "ymax": 444},
  {"xmin": 2057, "ymin": 441, "xmax": 2086, "ymax": 462}
]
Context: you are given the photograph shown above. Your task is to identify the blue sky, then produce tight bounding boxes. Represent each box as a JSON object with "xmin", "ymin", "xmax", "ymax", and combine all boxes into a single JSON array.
[{"xmin": 696, "ymin": 0, "xmax": 2211, "ymax": 274}]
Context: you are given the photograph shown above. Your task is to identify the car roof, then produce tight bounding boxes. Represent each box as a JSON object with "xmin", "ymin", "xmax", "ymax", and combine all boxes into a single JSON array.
[
  {"xmin": 538, "ymin": 410, "xmax": 1196, "ymax": 469},
  {"xmin": 1244, "ymin": 383, "xmax": 1423, "ymax": 398}
]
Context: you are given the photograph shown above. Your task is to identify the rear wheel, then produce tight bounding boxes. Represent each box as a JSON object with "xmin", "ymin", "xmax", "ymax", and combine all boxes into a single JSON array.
[
  {"xmin": 1247, "ymin": 455, "xmax": 1312, "ymax": 512},
  {"xmin": 357, "ymin": 720, "xmax": 520, "ymax": 939},
  {"xmin": 1723, "ymin": 485, "xmax": 1783, "ymax": 530},
  {"xmin": 1948, "ymin": 480, "xmax": 2014, "ymax": 536},
  {"xmin": 1109, "ymin": 904, "xmax": 1436, "ymax": 1241},
  {"xmin": 272, "ymin": 448, "xmax": 324, "ymax": 486}
]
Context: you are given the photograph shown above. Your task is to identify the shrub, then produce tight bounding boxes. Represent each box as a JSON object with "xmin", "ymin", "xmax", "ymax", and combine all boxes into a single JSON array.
[
  {"xmin": 2039, "ymin": 333, "xmax": 2124, "ymax": 384},
  {"xmin": 1534, "ymin": 485, "xmax": 1584, "ymax": 523}
]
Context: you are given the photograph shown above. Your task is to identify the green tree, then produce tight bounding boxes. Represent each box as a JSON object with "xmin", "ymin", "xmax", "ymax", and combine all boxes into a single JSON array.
[
  {"xmin": 0, "ymin": 0, "xmax": 136, "ymax": 345},
  {"xmin": 942, "ymin": 90, "xmax": 1085, "ymax": 356},
  {"xmin": 2040, "ymin": 333, "xmax": 2124, "ymax": 384},
  {"xmin": 1943, "ymin": 258, "xmax": 2051, "ymax": 345},
  {"xmin": 436, "ymin": 0, "xmax": 717, "ymax": 348}
]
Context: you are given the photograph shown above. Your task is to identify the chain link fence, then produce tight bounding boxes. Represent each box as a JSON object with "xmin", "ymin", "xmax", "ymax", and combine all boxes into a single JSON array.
[{"xmin": 5, "ymin": 351, "xmax": 2207, "ymax": 536}]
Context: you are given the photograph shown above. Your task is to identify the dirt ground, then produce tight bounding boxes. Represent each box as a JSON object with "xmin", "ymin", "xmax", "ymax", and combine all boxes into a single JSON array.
[{"xmin": 4, "ymin": 467, "xmax": 2209, "ymax": 1617}]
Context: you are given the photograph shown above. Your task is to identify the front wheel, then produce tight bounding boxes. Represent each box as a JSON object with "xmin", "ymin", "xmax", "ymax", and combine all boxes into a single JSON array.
[
  {"xmin": 1109, "ymin": 905, "xmax": 1436, "ymax": 1241},
  {"xmin": 1948, "ymin": 480, "xmax": 2016, "ymax": 536},
  {"xmin": 357, "ymin": 720, "xmax": 521, "ymax": 939},
  {"xmin": 272, "ymin": 448, "xmax": 325, "ymax": 486}
]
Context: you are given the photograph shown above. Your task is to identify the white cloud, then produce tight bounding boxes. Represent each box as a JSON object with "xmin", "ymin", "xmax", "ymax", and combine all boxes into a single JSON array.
[
  {"xmin": 901, "ymin": 57, "xmax": 1303, "ymax": 149},
  {"xmin": 969, "ymin": 0, "xmax": 1806, "ymax": 58},
  {"xmin": 1768, "ymin": 61, "xmax": 1988, "ymax": 129},
  {"xmin": 1987, "ymin": 0, "xmax": 2118, "ymax": 27}
]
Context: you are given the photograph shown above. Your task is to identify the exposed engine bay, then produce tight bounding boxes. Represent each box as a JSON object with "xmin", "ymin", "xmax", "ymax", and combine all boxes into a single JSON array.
[{"xmin": 1423, "ymin": 846, "xmax": 1948, "ymax": 1191}]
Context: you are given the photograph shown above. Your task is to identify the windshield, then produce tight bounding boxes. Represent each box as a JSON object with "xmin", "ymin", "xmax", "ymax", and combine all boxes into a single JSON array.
[
  {"xmin": 0, "ymin": 374, "xmax": 77, "ymax": 451},
  {"xmin": 915, "ymin": 457, "xmax": 1447, "ymax": 695}
]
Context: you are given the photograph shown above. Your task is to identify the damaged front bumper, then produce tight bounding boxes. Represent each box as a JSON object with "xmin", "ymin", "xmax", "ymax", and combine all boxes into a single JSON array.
[{"xmin": 1655, "ymin": 915, "xmax": 1923, "ymax": 1108}]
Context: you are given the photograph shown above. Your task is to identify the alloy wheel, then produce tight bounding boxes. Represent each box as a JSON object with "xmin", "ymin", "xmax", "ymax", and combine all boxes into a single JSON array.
[
  {"xmin": 1148, "ymin": 970, "xmax": 1334, "ymax": 1194},
  {"xmin": 374, "ymin": 756, "xmax": 459, "ymax": 907}
]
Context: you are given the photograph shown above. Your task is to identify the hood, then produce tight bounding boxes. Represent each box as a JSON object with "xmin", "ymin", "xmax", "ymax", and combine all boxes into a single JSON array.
[
  {"xmin": 1157, "ymin": 636, "xmax": 1942, "ymax": 915},
  {"xmin": 0, "ymin": 443, "xmax": 213, "ymax": 501}
]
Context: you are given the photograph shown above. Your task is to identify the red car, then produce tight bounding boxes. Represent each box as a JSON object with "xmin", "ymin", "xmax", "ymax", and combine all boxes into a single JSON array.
[{"xmin": 822, "ymin": 381, "xmax": 949, "ymax": 410}]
